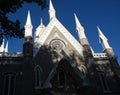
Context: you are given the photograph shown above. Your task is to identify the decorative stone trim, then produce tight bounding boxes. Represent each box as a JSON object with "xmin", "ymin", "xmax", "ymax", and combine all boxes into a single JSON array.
[
  {"xmin": 34, "ymin": 18, "xmax": 83, "ymax": 56},
  {"xmin": 93, "ymin": 53, "xmax": 107, "ymax": 58}
]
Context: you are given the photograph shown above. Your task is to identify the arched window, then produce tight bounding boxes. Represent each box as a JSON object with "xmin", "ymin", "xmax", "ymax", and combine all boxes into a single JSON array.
[{"xmin": 35, "ymin": 66, "xmax": 42, "ymax": 88}]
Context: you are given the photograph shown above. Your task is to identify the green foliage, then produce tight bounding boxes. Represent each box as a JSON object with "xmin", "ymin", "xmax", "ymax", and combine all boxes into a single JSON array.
[{"xmin": 0, "ymin": 0, "xmax": 47, "ymax": 44}]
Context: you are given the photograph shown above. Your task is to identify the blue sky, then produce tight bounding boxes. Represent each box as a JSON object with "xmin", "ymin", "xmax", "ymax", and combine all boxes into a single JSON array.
[{"xmin": 7, "ymin": 0, "xmax": 120, "ymax": 63}]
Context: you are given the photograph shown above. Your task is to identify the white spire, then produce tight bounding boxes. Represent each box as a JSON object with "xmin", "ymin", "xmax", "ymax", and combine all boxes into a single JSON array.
[
  {"xmin": 49, "ymin": 0, "xmax": 56, "ymax": 20},
  {"xmin": 25, "ymin": 11, "xmax": 32, "ymax": 26},
  {"xmin": 34, "ymin": 18, "xmax": 45, "ymax": 39},
  {"xmin": 74, "ymin": 13, "xmax": 86, "ymax": 39},
  {"xmin": 24, "ymin": 10, "xmax": 33, "ymax": 37},
  {"xmin": 97, "ymin": 26, "xmax": 111, "ymax": 50},
  {"xmin": 0, "ymin": 39, "xmax": 5, "ymax": 52},
  {"xmin": 97, "ymin": 26, "xmax": 107, "ymax": 41},
  {"xmin": 5, "ymin": 41, "xmax": 8, "ymax": 52},
  {"xmin": 74, "ymin": 13, "xmax": 82, "ymax": 29}
]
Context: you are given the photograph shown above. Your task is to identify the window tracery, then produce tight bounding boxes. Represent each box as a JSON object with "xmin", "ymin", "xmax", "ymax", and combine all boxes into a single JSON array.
[{"xmin": 49, "ymin": 39, "xmax": 65, "ymax": 51}]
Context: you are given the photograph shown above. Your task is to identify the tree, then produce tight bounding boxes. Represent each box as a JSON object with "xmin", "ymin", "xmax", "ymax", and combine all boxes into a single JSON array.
[{"xmin": 0, "ymin": 0, "xmax": 47, "ymax": 44}]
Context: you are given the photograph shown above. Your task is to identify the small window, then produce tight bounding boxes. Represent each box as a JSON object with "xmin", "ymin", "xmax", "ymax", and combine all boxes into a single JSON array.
[
  {"xmin": 3, "ymin": 73, "xmax": 16, "ymax": 95},
  {"xmin": 98, "ymin": 72, "xmax": 109, "ymax": 92}
]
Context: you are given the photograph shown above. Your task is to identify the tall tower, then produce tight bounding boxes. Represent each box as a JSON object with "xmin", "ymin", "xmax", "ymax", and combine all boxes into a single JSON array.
[
  {"xmin": 23, "ymin": 11, "xmax": 33, "ymax": 60},
  {"xmin": 74, "ymin": 14, "xmax": 98, "ymax": 92},
  {"xmin": 98, "ymin": 26, "xmax": 120, "ymax": 86},
  {"xmin": 22, "ymin": 11, "xmax": 34, "ymax": 95},
  {"xmin": 74, "ymin": 14, "xmax": 92, "ymax": 57},
  {"xmin": 97, "ymin": 26, "xmax": 114, "ymax": 57}
]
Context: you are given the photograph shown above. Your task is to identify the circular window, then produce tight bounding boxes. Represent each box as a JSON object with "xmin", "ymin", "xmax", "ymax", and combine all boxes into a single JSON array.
[{"xmin": 50, "ymin": 39, "xmax": 65, "ymax": 51}]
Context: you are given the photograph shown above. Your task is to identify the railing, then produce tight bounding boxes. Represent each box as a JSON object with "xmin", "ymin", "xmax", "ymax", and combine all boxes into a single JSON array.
[
  {"xmin": 0, "ymin": 52, "xmax": 107, "ymax": 58},
  {"xmin": 0, "ymin": 52, "xmax": 23, "ymax": 57},
  {"xmin": 93, "ymin": 53, "xmax": 107, "ymax": 58}
]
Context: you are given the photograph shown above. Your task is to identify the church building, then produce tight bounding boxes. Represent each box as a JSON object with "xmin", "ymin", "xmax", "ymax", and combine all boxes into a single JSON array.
[{"xmin": 0, "ymin": 0, "xmax": 120, "ymax": 95}]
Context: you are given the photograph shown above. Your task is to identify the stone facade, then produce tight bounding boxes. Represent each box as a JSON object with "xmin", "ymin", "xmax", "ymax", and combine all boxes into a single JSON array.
[{"xmin": 0, "ymin": 0, "xmax": 120, "ymax": 95}]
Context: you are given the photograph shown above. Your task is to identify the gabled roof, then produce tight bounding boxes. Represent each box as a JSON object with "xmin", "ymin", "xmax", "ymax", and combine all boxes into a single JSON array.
[{"xmin": 34, "ymin": 18, "xmax": 83, "ymax": 56}]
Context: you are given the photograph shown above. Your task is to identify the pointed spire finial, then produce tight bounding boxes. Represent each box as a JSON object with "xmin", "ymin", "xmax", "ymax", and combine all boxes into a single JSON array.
[
  {"xmin": 74, "ymin": 13, "xmax": 82, "ymax": 30},
  {"xmin": 49, "ymin": 0, "xmax": 55, "ymax": 11},
  {"xmin": 40, "ymin": 18, "xmax": 44, "ymax": 27},
  {"xmin": 49, "ymin": 0, "xmax": 56, "ymax": 20},
  {"xmin": 25, "ymin": 10, "xmax": 32, "ymax": 26},
  {"xmin": 39, "ymin": 18, "xmax": 45, "ymax": 28},
  {"xmin": 34, "ymin": 18, "xmax": 45, "ymax": 39},
  {"xmin": 5, "ymin": 41, "xmax": 8, "ymax": 52},
  {"xmin": 40, "ymin": 18, "xmax": 43, "ymax": 24},
  {"xmin": 24, "ymin": 10, "xmax": 33, "ymax": 37},
  {"xmin": 0, "ymin": 39, "xmax": 5, "ymax": 52},
  {"xmin": 74, "ymin": 13, "xmax": 86, "ymax": 39},
  {"xmin": 97, "ymin": 26, "xmax": 111, "ymax": 49},
  {"xmin": 97, "ymin": 26, "xmax": 107, "ymax": 41}
]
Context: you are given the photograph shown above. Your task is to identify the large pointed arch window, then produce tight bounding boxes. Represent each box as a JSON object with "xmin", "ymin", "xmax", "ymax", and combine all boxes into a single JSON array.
[{"xmin": 35, "ymin": 66, "xmax": 42, "ymax": 88}]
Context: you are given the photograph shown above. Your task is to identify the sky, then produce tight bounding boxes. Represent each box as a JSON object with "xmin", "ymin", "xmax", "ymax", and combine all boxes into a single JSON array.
[{"xmin": 6, "ymin": 0, "xmax": 120, "ymax": 63}]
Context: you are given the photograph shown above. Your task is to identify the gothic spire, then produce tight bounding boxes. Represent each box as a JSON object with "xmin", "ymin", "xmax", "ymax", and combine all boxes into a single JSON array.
[
  {"xmin": 74, "ymin": 13, "xmax": 86, "ymax": 39},
  {"xmin": 49, "ymin": 0, "xmax": 56, "ymax": 20},
  {"xmin": 35, "ymin": 18, "xmax": 45, "ymax": 39},
  {"xmin": 25, "ymin": 11, "xmax": 32, "ymax": 26},
  {"xmin": 97, "ymin": 26, "xmax": 111, "ymax": 50},
  {"xmin": 5, "ymin": 41, "xmax": 8, "ymax": 52},
  {"xmin": 0, "ymin": 39, "xmax": 5, "ymax": 52},
  {"xmin": 39, "ymin": 18, "xmax": 45, "ymax": 29},
  {"xmin": 24, "ymin": 10, "xmax": 33, "ymax": 37},
  {"xmin": 97, "ymin": 26, "xmax": 107, "ymax": 41}
]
